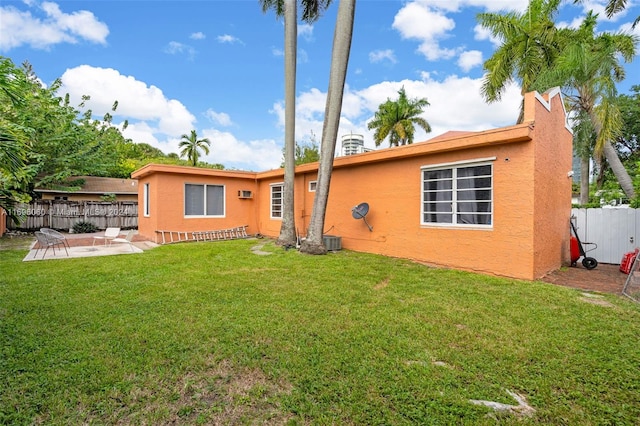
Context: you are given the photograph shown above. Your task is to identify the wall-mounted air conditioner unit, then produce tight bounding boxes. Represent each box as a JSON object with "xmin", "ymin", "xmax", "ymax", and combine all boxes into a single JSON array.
[{"xmin": 238, "ymin": 190, "xmax": 253, "ymax": 199}]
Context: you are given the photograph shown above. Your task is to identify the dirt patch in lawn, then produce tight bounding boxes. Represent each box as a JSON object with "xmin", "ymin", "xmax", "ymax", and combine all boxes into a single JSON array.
[{"xmin": 172, "ymin": 359, "xmax": 293, "ymax": 424}]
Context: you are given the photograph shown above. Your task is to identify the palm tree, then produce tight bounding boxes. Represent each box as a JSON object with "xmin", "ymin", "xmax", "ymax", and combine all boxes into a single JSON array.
[
  {"xmin": 179, "ymin": 130, "xmax": 210, "ymax": 167},
  {"xmin": 477, "ymin": 0, "xmax": 563, "ymax": 123},
  {"xmin": 300, "ymin": 0, "xmax": 356, "ymax": 255},
  {"xmin": 367, "ymin": 87, "xmax": 431, "ymax": 147},
  {"xmin": 574, "ymin": 0, "xmax": 639, "ymax": 27},
  {"xmin": 536, "ymin": 13, "xmax": 637, "ymax": 200},
  {"xmin": 571, "ymin": 111, "xmax": 597, "ymax": 204},
  {"xmin": 260, "ymin": 0, "xmax": 333, "ymax": 247}
]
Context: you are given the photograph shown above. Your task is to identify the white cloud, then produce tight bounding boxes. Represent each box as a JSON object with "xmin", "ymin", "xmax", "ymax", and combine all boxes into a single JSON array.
[
  {"xmin": 474, "ymin": 24, "xmax": 501, "ymax": 46},
  {"xmin": 557, "ymin": 17, "xmax": 586, "ymax": 30},
  {"xmin": 575, "ymin": 0, "xmax": 612, "ymax": 20},
  {"xmin": 205, "ymin": 110, "xmax": 233, "ymax": 127},
  {"xmin": 620, "ymin": 21, "xmax": 640, "ymax": 37},
  {"xmin": 369, "ymin": 49, "xmax": 397, "ymax": 64},
  {"xmin": 201, "ymin": 129, "xmax": 282, "ymax": 171},
  {"xmin": 458, "ymin": 50, "xmax": 483, "ymax": 72},
  {"xmin": 392, "ymin": 0, "xmax": 534, "ymax": 63},
  {"xmin": 417, "ymin": 0, "xmax": 527, "ymax": 13},
  {"xmin": 59, "ymin": 65, "xmax": 195, "ymax": 137},
  {"xmin": 190, "ymin": 31, "xmax": 205, "ymax": 40},
  {"xmin": 298, "ymin": 23, "xmax": 314, "ymax": 41},
  {"xmin": 120, "ymin": 121, "xmax": 161, "ymax": 149},
  {"xmin": 40, "ymin": 2, "xmax": 108, "ymax": 43},
  {"xmin": 217, "ymin": 34, "xmax": 242, "ymax": 44},
  {"xmin": 462, "ymin": 0, "xmax": 528, "ymax": 12},
  {"xmin": 392, "ymin": 2, "xmax": 457, "ymax": 61},
  {"xmin": 354, "ymin": 75, "xmax": 521, "ymax": 147},
  {"xmin": 298, "ymin": 48, "xmax": 309, "ymax": 63},
  {"xmin": 0, "ymin": 1, "xmax": 108, "ymax": 51},
  {"xmin": 270, "ymin": 73, "xmax": 522, "ymax": 155},
  {"xmin": 54, "ymin": 66, "xmax": 280, "ymax": 171},
  {"xmin": 164, "ymin": 41, "xmax": 196, "ymax": 59}
]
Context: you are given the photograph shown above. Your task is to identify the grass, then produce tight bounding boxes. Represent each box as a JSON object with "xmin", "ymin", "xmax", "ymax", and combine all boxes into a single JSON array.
[{"xmin": 1, "ymin": 238, "xmax": 639, "ymax": 425}]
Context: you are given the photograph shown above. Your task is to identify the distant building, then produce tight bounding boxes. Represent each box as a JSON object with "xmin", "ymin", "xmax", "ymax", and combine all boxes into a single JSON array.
[{"xmin": 340, "ymin": 133, "xmax": 373, "ymax": 156}]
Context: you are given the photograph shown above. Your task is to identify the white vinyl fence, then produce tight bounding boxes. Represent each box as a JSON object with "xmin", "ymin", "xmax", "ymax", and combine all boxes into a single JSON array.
[{"xmin": 571, "ymin": 208, "xmax": 640, "ymax": 264}]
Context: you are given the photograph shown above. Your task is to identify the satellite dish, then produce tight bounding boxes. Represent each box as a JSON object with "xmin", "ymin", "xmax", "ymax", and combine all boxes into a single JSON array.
[{"xmin": 352, "ymin": 202, "xmax": 373, "ymax": 231}]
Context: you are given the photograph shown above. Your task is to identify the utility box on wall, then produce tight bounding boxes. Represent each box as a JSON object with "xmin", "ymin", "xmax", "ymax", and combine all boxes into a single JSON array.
[{"xmin": 323, "ymin": 235, "xmax": 342, "ymax": 251}]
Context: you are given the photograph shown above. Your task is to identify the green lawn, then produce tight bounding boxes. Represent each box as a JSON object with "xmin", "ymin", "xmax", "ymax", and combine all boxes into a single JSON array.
[{"xmin": 1, "ymin": 239, "xmax": 639, "ymax": 425}]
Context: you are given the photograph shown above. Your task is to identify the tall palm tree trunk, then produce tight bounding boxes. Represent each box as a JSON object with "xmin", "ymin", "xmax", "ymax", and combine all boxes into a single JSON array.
[
  {"xmin": 301, "ymin": 0, "xmax": 355, "ymax": 254},
  {"xmin": 277, "ymin": 0, "xmax": 298, "ymax": 247},
  {"xmin": 587, "ymin": 109, "xmax": 637, "ymax": 200},
  {"xmin": 602, "ymin": 140, "xmax": 636, "ymax": 199}
]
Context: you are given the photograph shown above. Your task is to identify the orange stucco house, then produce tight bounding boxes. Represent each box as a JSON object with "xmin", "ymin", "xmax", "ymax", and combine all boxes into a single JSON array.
[{"xmin": 132, "ymin": 89, "xmax": 573, "ymax": 280}]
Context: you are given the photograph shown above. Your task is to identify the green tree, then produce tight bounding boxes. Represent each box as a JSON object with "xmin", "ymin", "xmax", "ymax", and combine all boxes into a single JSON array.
[
  {"xmin": 537, "ymin": 13, "xmax": 638, "ymax": 200},
  {"xmin": 301, "ymin": 0, "xmax": 356, "ymax": 255},
  {"xmin": 615, "ymin": 85, "xmax": 640, "ymax": 164},
  {"xmin": 571, "ymin": 111, "xmax": 597, "ymax": 204},
  {"xmin": 367, "ymin": 87, "xmax": 431, "ymax": 147},
  {"xmin": 477, "ymin": 0, "xmax": 563, "ymax": 123},
  {"xmin": 179, "ymin": 130, "xmax": 211, "ymax": 167},
  {"xmin": 601, "ymin": 86, "xmax": 640, "ymax": 202},
  {"xmin": 1, "ymin": 58, "xmax": 129, "ymax": 204},
  {"xmin": 261, "ymin": 0, "xmax": 333, "ymax": 247},
  {"xmin": 0, "ymin": 58, "xmax": 32, "ymax": 222},
  {"xmin": 295, "ymin": 140, "xmax": 320, "ymax": 165},
  {"xmin": 280, "ymin": 140, "xmax": 320, "ymax": 167}
]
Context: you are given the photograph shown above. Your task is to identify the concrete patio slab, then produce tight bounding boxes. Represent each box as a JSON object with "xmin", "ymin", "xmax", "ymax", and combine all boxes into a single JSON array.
[
  {"xmin": 20, "ymin": 230, "xmax": 157, "ymax": 261},
  {"xmin": 24, "ymin": 242, "xmax": 145, "ymax": 261}
]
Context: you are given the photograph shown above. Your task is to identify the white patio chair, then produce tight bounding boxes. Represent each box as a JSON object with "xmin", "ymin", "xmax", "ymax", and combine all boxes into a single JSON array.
[
  {"xmin": 93, "ymin": 227, "xmax": 121, "ymax": 246},
  {"xmin": 110, "ymin": 230, "xmax": 136, "ymax": 251}
]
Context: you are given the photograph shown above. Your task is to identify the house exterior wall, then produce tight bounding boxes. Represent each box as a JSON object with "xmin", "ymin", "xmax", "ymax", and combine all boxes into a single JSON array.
[
  {"xmin": 256, "ymin": 126, "xmax": 543, "ymax": 279},
  {"xmin": 528, "ymin": 90, "xmax": 574, "ymax": 277},
  {"xmin": 133, "ymin": 165, "xmax": 259, "ymax": 243},
  {"xmin": 132, "ymin": 89, "xmax": 572, "ymax": 280}
]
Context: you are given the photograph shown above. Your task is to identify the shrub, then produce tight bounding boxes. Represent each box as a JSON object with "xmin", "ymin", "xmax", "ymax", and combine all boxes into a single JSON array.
[{"xmin": 72, "ymin": 221, "xmax": 98, "ymax": 234}]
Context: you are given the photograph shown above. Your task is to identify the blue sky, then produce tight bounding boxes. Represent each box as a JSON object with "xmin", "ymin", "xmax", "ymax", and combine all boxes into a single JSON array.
[{"xmin": 1, "ymin": 0, "xmax": 639, "ymax": 171}]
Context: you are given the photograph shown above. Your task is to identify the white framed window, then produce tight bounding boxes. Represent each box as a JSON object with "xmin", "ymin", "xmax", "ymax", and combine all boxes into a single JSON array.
[
  {"xmin": 184, "ymin": 184, "xmax": 225, "ymax": 217},
  {"xmin": 421, "ymin": 159, "xmax": 493, "ymax": 227},
  {"xmin": 143, "ymin": 183, "xmax": 150, "ymax": 217},
  {"xmin": 308, "ymin": 181, "xmax": 317, "ymax": 192},
  {"xmin": 271, "ymin": 183, "xmax": 283, "ymax": 219}
]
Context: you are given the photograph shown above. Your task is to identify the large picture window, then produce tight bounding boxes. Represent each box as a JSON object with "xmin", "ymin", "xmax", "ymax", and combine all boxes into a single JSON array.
[
  {"xmin": 184, "ymin": 184, "xmax": 225, "ymax": 217},
  {"xmin": 271, "ymin": 183, "xmax": 283, "ymax": 219},
  {"xmin": 421, "ymin": 161, "xmax": 493, "ymax": 226}
]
